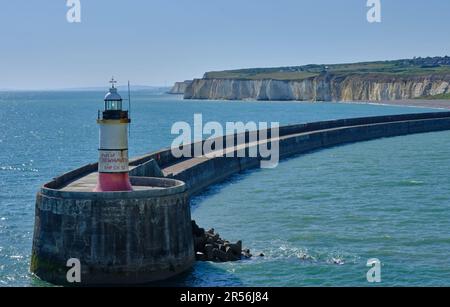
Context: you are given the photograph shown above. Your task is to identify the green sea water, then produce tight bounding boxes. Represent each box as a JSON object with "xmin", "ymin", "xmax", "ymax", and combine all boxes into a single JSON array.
[{"xmin": 0, "ymin": 90, "xmax": 448, "ymax": 286}]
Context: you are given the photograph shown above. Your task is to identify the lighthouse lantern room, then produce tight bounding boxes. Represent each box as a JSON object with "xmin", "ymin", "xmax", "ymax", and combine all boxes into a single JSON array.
[{"xmin": 94, "ymin": 78, "xmax": 133, "ymax": 192}]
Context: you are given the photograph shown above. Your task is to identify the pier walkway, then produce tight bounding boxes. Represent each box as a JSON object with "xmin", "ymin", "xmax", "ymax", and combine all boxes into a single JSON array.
[{"xmin": 48, "ymin": 111, "xmax": 450, "ymax": 197}]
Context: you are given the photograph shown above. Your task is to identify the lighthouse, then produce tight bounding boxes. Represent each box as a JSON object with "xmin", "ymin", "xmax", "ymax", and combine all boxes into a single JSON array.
[{"xmin": 94, "ymin": 78, "xmax": 133, "ymax": 192}]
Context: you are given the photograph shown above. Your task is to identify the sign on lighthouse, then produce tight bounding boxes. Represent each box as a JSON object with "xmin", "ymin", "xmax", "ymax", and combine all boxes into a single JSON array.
[{"xmin": 94, "ymin": 78, "xmax": 133, "ymax": 192}]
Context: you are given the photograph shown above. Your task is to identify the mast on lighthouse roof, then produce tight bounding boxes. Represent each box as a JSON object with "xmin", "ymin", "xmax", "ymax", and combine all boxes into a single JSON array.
[{"xmin": 94, "ymin": 78, "xmax": 133, "ymax": 192}]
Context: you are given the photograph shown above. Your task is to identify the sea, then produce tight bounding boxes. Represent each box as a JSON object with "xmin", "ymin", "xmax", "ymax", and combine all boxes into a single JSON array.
[{"xmin": 0, "ymin": 90, "xmax": 449, "ymax": 286}]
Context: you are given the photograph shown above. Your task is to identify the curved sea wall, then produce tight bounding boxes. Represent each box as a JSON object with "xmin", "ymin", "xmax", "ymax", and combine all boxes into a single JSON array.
[
  {"xmin": 184, "ymin": 75, "xmax": 450, "ymax": 101},
  {"xmin": 168, "ymin": 112, "xmax": 450, "ymax": 195},
  {"xmin": 123, "ymin": 112, "xmax": 450, "ymax": 197},
  {"xmin": 31, "ymin": 111, "xmax": 450, "ymax": 285},
  {"xmin": 31, "ymin": 177, "xmax": 194, "ymax": 285}
]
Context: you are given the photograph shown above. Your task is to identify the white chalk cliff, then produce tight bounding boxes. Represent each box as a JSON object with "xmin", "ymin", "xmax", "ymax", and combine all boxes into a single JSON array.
[{"xmin": 183, "ymin": 74, "xmax": 450, "ymax": 101}]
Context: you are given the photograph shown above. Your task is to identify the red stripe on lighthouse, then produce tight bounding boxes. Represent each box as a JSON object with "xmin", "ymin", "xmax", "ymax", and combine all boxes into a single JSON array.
[{"xmin": 95, "ymin": 173, "xmax": 133, "ymax": 192}]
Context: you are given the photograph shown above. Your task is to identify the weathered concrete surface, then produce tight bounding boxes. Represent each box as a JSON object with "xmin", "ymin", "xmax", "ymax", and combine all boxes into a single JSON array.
[
  {"xmin": 44, "ymin": 112, "xmax": 450, "ymax": 197},
  {"xmin": 164, "ymin": 112, "xmax": 450, "ymax": 196},
  {"xmin": 129, "ymin": 159, "xmax": 164, "ymax": 178},
  {"xmin": 32, "ymin": 177, "xmax": 194, "ymax": 285},
  {"xmin": 32, "ymin": 111, "xmax": 450, "ymax": 285}
]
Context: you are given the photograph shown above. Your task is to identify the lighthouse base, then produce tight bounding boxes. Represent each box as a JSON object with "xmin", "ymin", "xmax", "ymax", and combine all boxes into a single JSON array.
[
  {"xmin": 32, "ymin": 176, "xmax": 193, "ymax": 286},
  {"xmin": 94, "ymin": 173, "xmax": 133, "ymax": 192}
]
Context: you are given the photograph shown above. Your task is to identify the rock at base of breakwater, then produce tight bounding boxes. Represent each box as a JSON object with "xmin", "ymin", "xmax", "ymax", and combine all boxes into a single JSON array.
[{"xmin": 192, "ymin": 220, "xmax": 251, "ymax": 262}]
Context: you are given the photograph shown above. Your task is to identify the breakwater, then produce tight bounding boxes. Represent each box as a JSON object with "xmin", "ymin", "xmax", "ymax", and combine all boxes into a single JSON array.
[
  {"xmin": 133, "ymin": 111, "xmax": 450, "ymax": 196},
  {"xmin": 32, "ymin": 177, "xmax": 194, "ymax": 285},
  {"xmin": 31, "ymin": 111, "xmax": 450, "ymax": 285}
]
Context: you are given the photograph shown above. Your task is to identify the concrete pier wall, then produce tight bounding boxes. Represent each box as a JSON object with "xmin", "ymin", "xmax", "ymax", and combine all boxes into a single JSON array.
[
  {"xmin": 32, "ymin": 177, "xmax": 194, "ymax": 285},
  {"xmin": 168, "ymin": 113, "xmax": 450, "ymax": 196},
  {"xmin": 130, "ymin": 111, "xmax": 450, "ymax": 169},
  {"xmin": 110, "ymin": 112, "xmax": 450, "ymax": 196},
  {"xmin": 31, "ymin": 111, "xmax": 450, "ymax": 285}
]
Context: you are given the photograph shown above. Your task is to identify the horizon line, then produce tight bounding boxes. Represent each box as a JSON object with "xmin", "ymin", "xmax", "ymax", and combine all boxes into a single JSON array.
[{"xmin": 0, "ymin": 84, "xmax": 172, "ymax": 92}]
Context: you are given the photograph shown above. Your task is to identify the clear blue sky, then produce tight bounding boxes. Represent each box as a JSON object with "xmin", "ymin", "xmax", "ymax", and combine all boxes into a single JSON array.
[{"xmin": 1, "ymin": 0, "xmax": 449, "ymax": 90}]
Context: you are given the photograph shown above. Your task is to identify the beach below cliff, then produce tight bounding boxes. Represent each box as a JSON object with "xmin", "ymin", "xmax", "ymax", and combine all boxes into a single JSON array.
[{"xmin": 346, "ymin": 99, "xmax": 450, "ymax": 110}]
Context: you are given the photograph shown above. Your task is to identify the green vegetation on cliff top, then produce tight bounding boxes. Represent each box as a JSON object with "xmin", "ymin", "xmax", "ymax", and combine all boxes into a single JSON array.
[{"xmin": 204, "ymin": 57, "xmax": 450, "ymax": 81}]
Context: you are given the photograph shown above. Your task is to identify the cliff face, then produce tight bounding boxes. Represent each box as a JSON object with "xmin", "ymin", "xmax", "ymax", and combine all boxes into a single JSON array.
[
  {"xmin": 184, "ymin": 74, "xmax": 450, "ymax": 101},
  {"xmin": 169, "ymin": 80, "xmax": 193, "ymax": 94}
]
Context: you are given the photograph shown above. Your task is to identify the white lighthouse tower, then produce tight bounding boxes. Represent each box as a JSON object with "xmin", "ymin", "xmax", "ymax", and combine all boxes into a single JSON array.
[{"xmin": 94, "ymin": 78, "xmax": 133, "ymax": 192}]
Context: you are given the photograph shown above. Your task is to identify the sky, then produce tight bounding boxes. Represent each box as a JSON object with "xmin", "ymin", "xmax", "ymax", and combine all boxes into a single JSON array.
[{"xmin": 0, "ymin": 0, "xmax": 449, "ymax": 90}]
